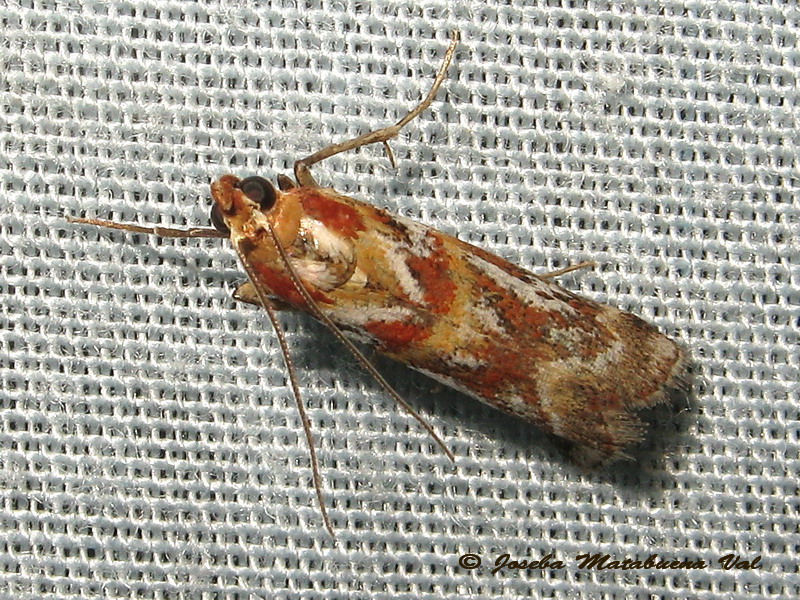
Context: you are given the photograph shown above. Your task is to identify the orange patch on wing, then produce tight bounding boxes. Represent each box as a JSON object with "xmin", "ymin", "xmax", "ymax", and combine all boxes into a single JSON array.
[
  {"xmin": 300, "ymin": 190, "xmax": 365, "ymax": 238},
  {"xmin": 470, "ymin": 268, "xmax": 555, "ymax": 341},
  {"xmin": 364, "ymin": 319, "xmax": 432, "ymax": 352},
  {"xmin": 445, "ymin": 344, "xmax": 545, "ymax": 423},
  {"xmin": 405, "ymin": 233, "xmax": 456, "ymax": 314},
  {"xmin": 253, "ymin": 263, "xmax": 331, "ymax": 307}
]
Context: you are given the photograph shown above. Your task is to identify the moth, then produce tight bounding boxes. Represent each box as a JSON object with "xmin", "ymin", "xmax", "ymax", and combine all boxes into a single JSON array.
[{"xmin": 70, "ymin": 32, "xmax": 689, "ymax": 535}]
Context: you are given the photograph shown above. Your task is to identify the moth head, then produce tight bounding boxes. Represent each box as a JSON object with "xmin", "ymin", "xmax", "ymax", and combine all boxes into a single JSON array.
[
  {"xmin": 209, "ymin": 174, "xmax": 302, "ymax": 247},
  {"xmin": 209, "ymin": 175, "xmax": 277, "ymax": 233}
]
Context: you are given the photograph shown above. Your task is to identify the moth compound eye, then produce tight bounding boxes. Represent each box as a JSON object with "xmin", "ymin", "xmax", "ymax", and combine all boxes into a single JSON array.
[
  {"xmin": 210, "ymin": 204, "xmax": 230, "ymax": 234},
  {"xmin": 237, "ymin": 176, "xmax": 277, "ymax": 212}
]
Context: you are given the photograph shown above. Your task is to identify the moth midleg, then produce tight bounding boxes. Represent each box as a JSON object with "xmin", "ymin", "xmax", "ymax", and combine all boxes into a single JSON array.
[{"xmin": 293, "ymin": 31, "xmax": 460, "ymax": 187}]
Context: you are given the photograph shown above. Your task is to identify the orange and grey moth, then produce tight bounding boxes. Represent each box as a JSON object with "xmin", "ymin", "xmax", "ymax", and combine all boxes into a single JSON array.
[{"xmin": 70, "ymin": 32, "xmax": 689, "ymax": 535}]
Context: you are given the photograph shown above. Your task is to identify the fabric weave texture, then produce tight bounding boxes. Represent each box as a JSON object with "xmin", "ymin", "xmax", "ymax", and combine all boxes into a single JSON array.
[{"xmin": 0, "ymin": 1, "xmax": 798, "ymax": 598}]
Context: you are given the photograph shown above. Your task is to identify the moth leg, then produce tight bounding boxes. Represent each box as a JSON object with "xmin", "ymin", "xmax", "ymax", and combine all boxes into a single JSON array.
[
  {"xmin": 539, "ymin": 261, "xmax": 597, "ymax": 280},
  {"xmin": 293, "ymin": 31, "xmax": 460, "ymax": 187},
  {"xmin": 232, "ymin": 282, "xmax": 296, "ymax": 311}
]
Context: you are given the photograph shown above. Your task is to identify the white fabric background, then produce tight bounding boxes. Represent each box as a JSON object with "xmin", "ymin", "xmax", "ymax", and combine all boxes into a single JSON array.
[{"xmin": 1, "ymin": 1, "xmax": 798, "ymax": 598}]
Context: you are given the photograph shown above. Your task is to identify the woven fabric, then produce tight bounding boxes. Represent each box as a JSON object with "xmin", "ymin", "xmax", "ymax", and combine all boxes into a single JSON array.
[{"xmin": 1, "ymin": 1, "xmax": 798, "ymax": 598}]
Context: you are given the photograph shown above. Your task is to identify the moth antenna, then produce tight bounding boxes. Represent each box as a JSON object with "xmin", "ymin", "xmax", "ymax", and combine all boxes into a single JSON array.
[
  {"xmin": 234, "ymin": 246, "xmax": 336, "ymax": 538},
  {"xmin": 264, "ymin": 222, "xmax": 456, "ymax": 463},
  {"xmin": 67, "ymin": 216, "xmax": 227, "ymax": 239}
]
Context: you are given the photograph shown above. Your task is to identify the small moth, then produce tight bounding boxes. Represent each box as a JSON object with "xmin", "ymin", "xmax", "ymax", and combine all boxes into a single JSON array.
[{"xmin": 70, "ymin": 32, "xmax": 689, "ymax": 535}]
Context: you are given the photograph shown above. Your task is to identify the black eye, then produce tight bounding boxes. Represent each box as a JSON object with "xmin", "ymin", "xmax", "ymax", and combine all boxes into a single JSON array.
[
  {"xmin": 210, "ymin": 204, "xmax": 230, "ymax": 234},
  {"xmin": 236, "ymin": 176, "xmax": 276, "ymax": 211}
]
